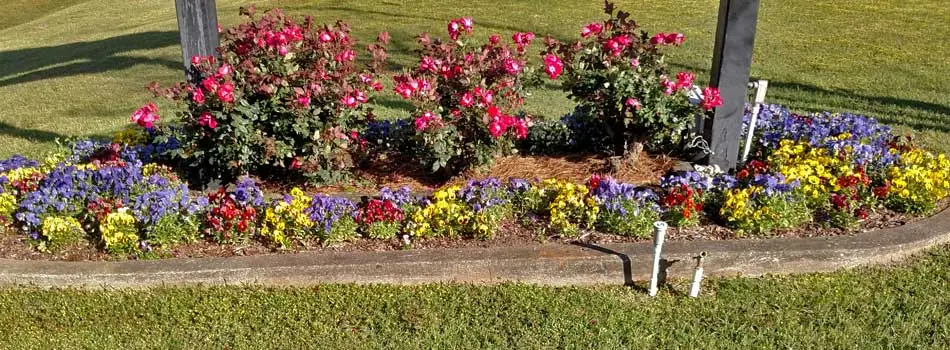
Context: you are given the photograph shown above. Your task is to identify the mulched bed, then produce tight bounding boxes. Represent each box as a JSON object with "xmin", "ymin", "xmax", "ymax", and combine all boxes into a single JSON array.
[
  {"xmin": 262, "ymin": 150, "xmax": 677, "ymax": 195},
  {"xmin": 1, "ymin": 200, "xmax": 943, "ymax": 262}
]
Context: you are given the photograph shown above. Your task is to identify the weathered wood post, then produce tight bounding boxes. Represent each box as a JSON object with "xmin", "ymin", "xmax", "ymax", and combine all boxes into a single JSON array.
[
  {"xmin": 175, "ymin": 0, "xmax": 220, "ymax": 83},
  {"xmin": 704, "ymin": 0, "xmax": 760, "ymax": 170}
]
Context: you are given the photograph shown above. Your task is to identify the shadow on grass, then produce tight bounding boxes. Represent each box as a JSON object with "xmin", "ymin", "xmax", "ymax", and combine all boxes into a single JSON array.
[
  {"xmin": 0, "ymin": 31, "xmax": 181, "ymax": 87},
  {"xmin": 0, "ymin": 121, "xmax": 68, "ymax": 142}
]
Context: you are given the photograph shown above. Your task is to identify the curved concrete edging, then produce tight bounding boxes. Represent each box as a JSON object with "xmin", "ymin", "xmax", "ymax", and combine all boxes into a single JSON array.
[{"xmin": 1, "ymin": 208, "xmax": 949, "ymax": 289}]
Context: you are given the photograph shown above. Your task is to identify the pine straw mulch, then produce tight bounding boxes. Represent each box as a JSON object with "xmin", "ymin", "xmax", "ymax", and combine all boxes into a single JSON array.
[{"xmin": 263, "ymin": 151, "xmax": 678, "ymax": 196}]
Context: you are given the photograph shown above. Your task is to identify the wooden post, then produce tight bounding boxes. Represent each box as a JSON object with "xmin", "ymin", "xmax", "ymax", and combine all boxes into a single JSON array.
[
  {"xmin": 704, "ymin": 0, "xmax": 760, "ymax": 170},
  {"xmin": 175, "ymin": 0, "xmax": 220, "ymax": 83}
]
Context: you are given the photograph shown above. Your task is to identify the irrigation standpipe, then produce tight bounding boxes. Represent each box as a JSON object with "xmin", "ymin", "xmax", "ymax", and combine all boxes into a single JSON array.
[
  {"xmin": 741, "ymin": 80, "xmax": 769, "ymax": 163},
  {"xmin": 689, "ymin": 251, "xmax": 708, "ymax": 298},
  {"xmin": 648, "ymin": 221, "xmax": 668, "ymax": 297}
]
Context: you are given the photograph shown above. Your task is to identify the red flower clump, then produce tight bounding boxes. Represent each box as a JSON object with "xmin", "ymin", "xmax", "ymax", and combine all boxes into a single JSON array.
[
  {"xmin": 662, "ymin": 184, "xmax": 703, "ymax": 220},
  {"xmin": 205, "ymin": 188, "xmax": 257, "ymax": 242},
  {"xmin": 356, "ymin": 199, "xmax": 404, "ymax": 225}
]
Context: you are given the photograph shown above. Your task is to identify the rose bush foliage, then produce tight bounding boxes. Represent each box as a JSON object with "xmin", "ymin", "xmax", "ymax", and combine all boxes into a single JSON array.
[{"xmin": 145, "ymin": 6, "xmax": 389, "ymax": 185}]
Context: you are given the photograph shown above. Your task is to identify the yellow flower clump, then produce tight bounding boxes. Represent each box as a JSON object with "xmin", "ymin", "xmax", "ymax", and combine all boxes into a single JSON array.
[
  {"xmin": 40, "ymin": 216, "xmax": 85, "ymax": 249},
  {"xmin": 770, "ymin": 140, "xmax": 854, "ymax": 199},
  {"xmin": 5, "ymin": 167, "xmax": 43, "ymax": 184},
  {"xmin": 261, "ymin": 187, "xmax": 314, "ymax": 247},
  {"xmin": 0, "ymin": 193, "xmax": 16, "ymax": 223},
  {"xmin": 100, "ymin": 211, "xmax": 139, "ymax": 253},
  {"xmin": 887, "ymin": 149, "xmax": 950, "ymax": 212},
  {"xmin": 533, "ymin": 179, "xmax": 598, "ymax": 236},
  {"xmin": 410, "ymin": 185, "xmax": 472, "ymax": 238}
]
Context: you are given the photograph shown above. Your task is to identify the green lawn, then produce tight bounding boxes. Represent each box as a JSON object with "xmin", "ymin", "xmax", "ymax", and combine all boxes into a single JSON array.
[
  {"xmin": 2, "ymin": 245, "xmax": 949, "ymax": 348},
  {"xmin": 0, "ymin": 0, "xmax": 948, "ymax": 159}
]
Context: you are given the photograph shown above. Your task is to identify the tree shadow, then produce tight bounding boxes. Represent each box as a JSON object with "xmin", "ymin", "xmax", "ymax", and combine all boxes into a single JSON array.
[
  {"xmin": 0, "ymin": 121, "xmax": 68, "ymax": 142},
  {"xmin": 0, "ymin": 31, "xmax": 182, "ymax": 87}
]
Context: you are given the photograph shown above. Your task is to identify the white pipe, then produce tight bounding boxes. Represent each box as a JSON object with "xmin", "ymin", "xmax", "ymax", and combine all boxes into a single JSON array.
[
  {"xmin": 689, "ymin": 251, "xmax": 707, "ymax": 298},
  {"xmin": 741, "ymin": 80, "xmax": 769, "ymax": 163},
  {"xmin": 648, "ymin": 221, "xmax": 668, "ymax": 297}
]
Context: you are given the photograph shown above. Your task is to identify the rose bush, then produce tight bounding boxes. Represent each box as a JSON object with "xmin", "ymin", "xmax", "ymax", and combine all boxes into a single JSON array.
[
  {"xmin": 541, "ymin": 1, "xmax": 722, "ymax": 157},
  {"xmin": 143, "ymin": 6, "xmax": 389, "ymax": 185},
  {"xmin": 393, "ymin": 18, "xmax": 537, "ymax": 174}
]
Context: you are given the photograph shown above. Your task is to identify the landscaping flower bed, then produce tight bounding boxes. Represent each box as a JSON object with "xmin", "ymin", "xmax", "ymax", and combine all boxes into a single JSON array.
[
  {"xmin": 1, "ymin": 3, "xmax": 947, "ymax": 260},
  {"xmin": 0, "ymin": 104, "xmax": 948, "ymax": 260}
]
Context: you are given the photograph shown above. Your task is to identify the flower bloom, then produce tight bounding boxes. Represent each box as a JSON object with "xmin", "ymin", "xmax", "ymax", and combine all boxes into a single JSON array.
[
  {"xmin": 543, "ymin": 54, "xmax": 563, "ymax": 80},
  {"xmin": 335, "ymin": 49, "xmax": 356, "ymax": 62},
  {"xmin": 503, "ymin": 58, "xmax": 523, "ymax": 75},
  {"xmin": 675, "ymin": 71, "xmax": 695, "ymax": 90},
  {"xmin": 192, "ymin": 88, "xmax": 205, "ymax": 105},
  {"xmin": 217, "ymin": 64, "xmax": 232, "ymax": 77},
  {"xmin": 489, "ymin": 34, "xmax": 500, "ymax": 45},
  {"xmin": 318, "ymin": 31, "xmax": 334, "ymax": 43},
  {"xmin": 666, "ymin": 32, "xmax": 685, "ymax": 46},
  {"xmin": 630, "ymin": 58, "xmax": 639, "ymax": 68},
  {"xmin": 201, "ymin": 77, "xmax": 219, "ymax": 93},
  {"xmin": 217, "ymin": 82, "xmax": 234, "ymax": 103},
  {"xmin": 198, "ymin": 111, "xmax": 218, "ymax": 129},
  {"xmin": 660, "ymin": 76, "xmax": 676, "ymax": 95},
  {"xmin": 701, "ymin": 87, "xmax": 723, "ymax": 110},
  {"xmin": 190, "ymin": 56, "xmax": 202, "ymax": 66},
  {"xmin": 581, "ymin": 23, "xmax": 603, "ymax": 38},
  {"xmin": 460, "ymin": 92, "xmax": 475, "ymax": 107},
  {"xmin": 340, "ymin": 94, "xmax": 358, "ymax": 108},
  {"xmin": 414, "ymin": 111, "xmax": 438, "ymax": 131},
  {"xmin": 625, "ymin": 98, "xmax": 641, "ymax": 110},
  {"xmin": 130, "ymin": 102, "xmax": 160, "ymax": 129}
]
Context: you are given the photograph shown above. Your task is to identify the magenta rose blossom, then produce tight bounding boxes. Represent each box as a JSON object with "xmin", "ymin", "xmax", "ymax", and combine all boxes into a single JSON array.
[
  {"xmin": 701, "ymin": 87, "xmax": 723, "ymax": 110},
  {"xmin": 130, "ymin": 102, "xmax": 160, "ymax": 129},
  {"xmin": 217, "ymin": 82, "xmax": 234, "ymax": 103},
  {"xmin": 543, "ymin": 54, "xmax": 563, "ymax": 80},
  {"xmin": 198, "ymin": 111, "xmax": 218, "ymax": 129}
]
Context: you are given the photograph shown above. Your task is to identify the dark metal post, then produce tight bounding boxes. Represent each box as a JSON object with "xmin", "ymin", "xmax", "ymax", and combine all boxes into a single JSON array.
[
  {"xmin": 704, "ymin": 0, "xmax": 760, "ymax": 170},
  {"xmin": 175, "ymin": 0, "xmax": 220, "ymax": 83}
]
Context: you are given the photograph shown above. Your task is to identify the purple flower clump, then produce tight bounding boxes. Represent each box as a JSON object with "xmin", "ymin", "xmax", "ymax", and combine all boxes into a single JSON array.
[
  {"xmin": 306, "ymin": 195, "xmax": 357, "ymax": 235},
  {"xmin": 459, "ymin": 178, "xmax": 509, "ymax": 213},
  {"xmin": 232, "ymin": 177, "xmax": 264, "ymax": 207},
  {"xmin": 589, "ymin": 176, "xmax": 660, "ymax": 216}
]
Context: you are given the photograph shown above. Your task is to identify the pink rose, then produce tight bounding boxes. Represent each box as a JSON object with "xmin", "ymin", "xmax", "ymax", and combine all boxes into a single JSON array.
[
  {"xmin": 201, "ymin": 77, "xmax": 218, "ymax": 93},
  {"xmin": 461, "ymin": 17, "xmax": 473, "ymax": 31},
  {"xmin": 355, "ymin": 90, "xmax": 368, "ymax": 103},
  {"xmin": 190, "ymin": 56, "xmax": 202, "ymax": 66},
  {"xmin": 625, "ymin": 98, "xmax": 642, "ymax": 110},
  {"xmin": 217, "ymin": 82, "xmax": 234, "ymax": 103},
  {"xmin": 487, "ymin": 105, "xmax": 501, "ymax": 119},
  {"xmin": 489, "ymin": 34, "xmax": 500, "ymax": 45},
  {"xmin": 543, "ymin": 54, "xmax": 563, "ymax": 80},
  {"xmin": 630, "ymin": 58, "xmax": 640, "ymax": 68},
  {"xmin": 675, "ymin": 71, "xmax": 695, "ymax": 90},
  {"xmin": 217, "ymin": 64, "xmax": 232, "ymax": 77},
  {"xmin": 487, "ymin": 122, "xmax": 504, "ymax": 138},
  {"xmin": 660, "ymin": 76, "xmax": 676, "ymax": 95},
  {"xmin": 130, "ymin": 102, "xmax": 160, "ymax": 129},
  {"xmin": 198, "ymin": 111, "xmax": 218, "ymax": 129},
  {"xmin": 666, "ymin": 32, "xmax": 685, "ymax": 46},
  {"xmin": 701, "ymin": 87, "xmax": 723, "ymax": 110},
  {"xmin": 650, "ymin": 32, "xmax": 667, "ymax": 45},
  {"xmin": 341, "ymin": 95, "xmax": 358, "ymax": 108},
  {"xmin": 460, "ymin": 92, "xmax": 475, "ymax": 108},
  {"xmin": 581, "ymin": 23, "xmax": 603, "ymax": 38},
  {"xmin": 503, "ymin": 58, "xmax": 523, "ymax": 75},
  {"xmin": 318, "ymin": 31, "xmax": 334, "ymax": 43},
  {"xmin": 512, "ymin": 121, "xmax": 528, "ymax": 139},
  {"xmin": 192, "ymin": 88, "xmax": 205, "ymax": 105},
  {"xmin": 335, "ymin": 49, "xmax": 355, "ymax": 62},
  {"xmin": 448, "ymin": 20, "xmax": 462, "ymax": 40}
]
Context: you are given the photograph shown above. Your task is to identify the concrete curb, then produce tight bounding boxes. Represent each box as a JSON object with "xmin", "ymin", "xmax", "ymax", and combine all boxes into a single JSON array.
[{"xmin": 1, "ymin": 208, "xmax": 949, "ymax": 289}]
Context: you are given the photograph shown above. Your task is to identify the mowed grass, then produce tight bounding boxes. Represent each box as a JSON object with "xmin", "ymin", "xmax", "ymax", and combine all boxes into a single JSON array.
[
  {"xmin": 1, "ymin": 245, "xmax": 950, "ymax": 348},
  {"xmin": 0, "ymin": 0, "xmax": 948, "ymax": 159}
]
